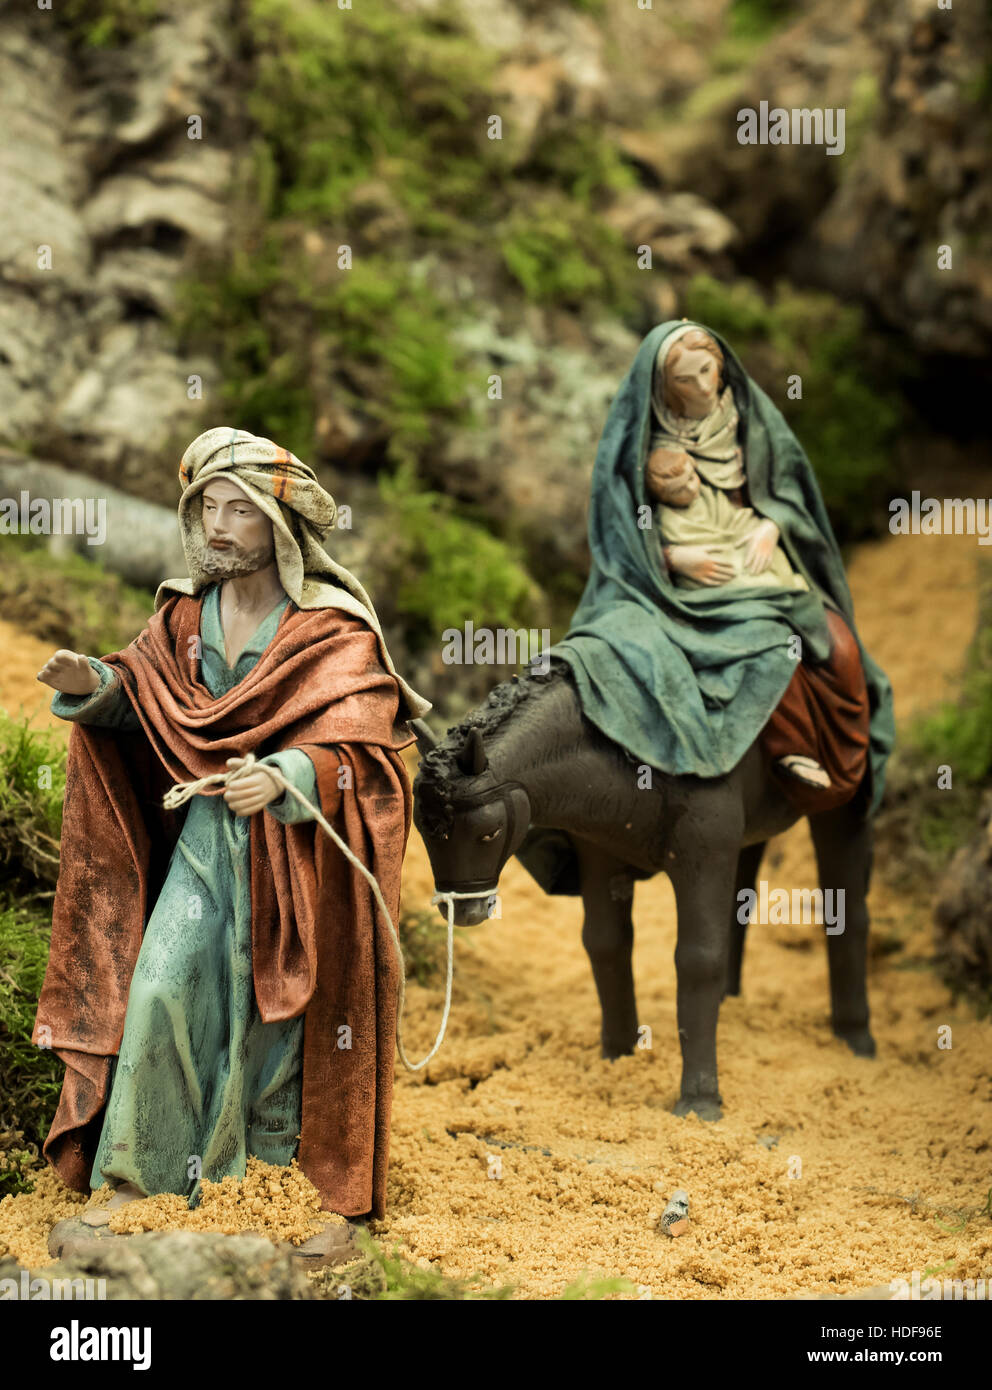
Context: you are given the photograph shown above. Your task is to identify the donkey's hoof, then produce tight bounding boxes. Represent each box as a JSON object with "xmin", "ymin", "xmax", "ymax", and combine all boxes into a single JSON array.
[
  {"xmin": 673, "ymin": 1095, "xmax": 723, "ymax": 1123},
  {"xmin": 601, "ymin": 1037, "xmax": 637, "ymax": 1061},
  {"xmin": 834, "ymin": 1025, "xmax": 876, "ymax": 1058}
]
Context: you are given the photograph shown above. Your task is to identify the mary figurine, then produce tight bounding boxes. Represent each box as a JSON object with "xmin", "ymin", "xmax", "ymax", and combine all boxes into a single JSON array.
[{"xmin": 545, "ymin": 318, "xmax": 895, "ymax": 814}]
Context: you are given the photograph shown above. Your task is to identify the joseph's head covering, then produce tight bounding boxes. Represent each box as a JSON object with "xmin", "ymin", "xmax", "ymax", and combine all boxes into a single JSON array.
[{"xmin": 156, "ymin": 426, "xmax": 432, "ymax": 720}]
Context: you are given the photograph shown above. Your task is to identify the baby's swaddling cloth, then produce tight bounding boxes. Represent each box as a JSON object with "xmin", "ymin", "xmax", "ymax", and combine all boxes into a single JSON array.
[{"xmin": 657, "ymin": 482, "xmax": 809, "ymax": 592}]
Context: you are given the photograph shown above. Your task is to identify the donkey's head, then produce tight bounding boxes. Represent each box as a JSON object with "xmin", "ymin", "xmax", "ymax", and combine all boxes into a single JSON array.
[{"xmin": 412, "ymin": 718, "xmax": 531, "ymax": 926}]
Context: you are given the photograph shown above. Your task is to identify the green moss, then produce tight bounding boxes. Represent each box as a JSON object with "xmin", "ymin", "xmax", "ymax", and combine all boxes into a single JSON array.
[
  {"xmin": 726, "ymin": 0, "xmax": 799, "ymax": 41},
  {"xmin": 52, "ymin": 0, "xmax": 161, "ymax": 48},
  {"xmin": 375, "ymin": 462, "xmax": 543, "ymax": 650},
  {"xmin": 325, "ymin": 260, "xmax": 476, "ymax": 461},
  {"xmin": 321, "ymin": 1229, "xmax": 516, "ymax": 1299},
  {"xmin": 877, "ymin": 570, "xmax": 992, "ymax": 893},
  {"xmin": 176, "ymin": 0, "xmax": 639, "ymax": 467},
  {"xmin": 0, "ymin": 713, "xmax": 66, "ymax": 895},
  {"xmin": 176, "ymin": 245, "xmax": 475, "ymax": 467},
  {"xmin": 560, "ymin": 1272, "xmax": 639, "ymax": 1298},
  {"xmin": 247, "ymin": 0, "xmax": 503, "ymax": 228},
  {"xmin": 683, "ymin": 274, "xmax": 902, "ymax": 537},
  {"xmin": 908, "ymin": 581, "xmax": 992, "ymax": 788},
  {"xmin": 0, "ymin": 899, "xmax": 60, "ymax": 1198},
  {"xmin": 314, "ymin": 1231, "xmax": 637, "ymax": 1300},
  {"xmin": 0, "ymin": 536, "xmax": 152, "ymax": 657},
  {"xmin": 841, "ymin": 72, "xmax": 882, "ymax": 167},
  {"xmin": 501, "ymin": 199, "xmax": 637, "ymax": 311},
  {"xmin": 398, "ymin": 908, "xmax": 477, "ymax": 988}
]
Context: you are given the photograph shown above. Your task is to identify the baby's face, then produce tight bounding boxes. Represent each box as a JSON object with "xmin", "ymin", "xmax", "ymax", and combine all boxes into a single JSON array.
[{"xmin": 655, "ymin": 454, "xmax": 701, "ymax": 508}]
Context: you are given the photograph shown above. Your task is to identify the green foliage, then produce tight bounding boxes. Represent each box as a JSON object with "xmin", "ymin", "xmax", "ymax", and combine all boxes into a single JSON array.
[
  {"xmin": 376, "ymin": 462, "xmax": 542, "ymax": 649},
  {"xmin": 516, "ymin": 122, "xmax": 635, "ymax": 207},
  {"xmin": 727, "ymin": 0, "xmax": 799, "ymax": 41},
  {"xmin": 314, "ymin": 1230, "xmax": 637, "ymax": 1300},
  {"xmin": 908, "ymin": 580, "xmax": 992, "ymax": 788},
  {"xmin": 0, "ymin": 899, "xmax": 60, "ymax": 1198},
  {"xmin": 502, "ymin": 200, "xmax": 636, "ymax": 311},
  {"xmin": 0, "ymin": 713, "xmax": 66, "ymax": 894},
  {"xmin": 320, "ymin": 1228, "xmax": 515, "ymax": 1300},
  {"xmin": 176, "ymin": 0, "xmax": 639, "ymax": 479},
  {"xmin": 247, "ymin": 0, "xmax": 501, "ymax": 228},
  {"xmin": 560, "ymin": 1272, "xmax": 639, "ymax": 1299},
  {"xmin": 175, "ymin": 236, "xmax": 316, "ymax": 463},
  {"xmin": 0, "ymin": 536, "xmax": 152, "ymax": 657},
  {"xmin": 842, "ymin": 72, "xmax": 882, "ymax": 167},
  {"xmin": 177, "ymin": 246, "xmax": 475, "ymax": 468},
  {"xmin": 877, "ymin": 571, "xmax": 992, "ymax": 893},
  {"xmin": 53, "ymin": 0, "xmax": 161, "ymax": 48},
  {"xmin": 326, "ymin": 260, "xmax": 475, "ymax": 460},
  {"xmin": 683, "ymin": 274, "xmax": 902, "ymax": 537},
  {"xmin": 398, "ymin": 909, "xmax": 472, "ymax": 989}
]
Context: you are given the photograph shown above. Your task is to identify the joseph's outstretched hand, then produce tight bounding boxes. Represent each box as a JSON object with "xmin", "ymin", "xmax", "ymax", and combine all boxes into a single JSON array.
[
  {"xmin": 37, "ymin": 650, "xmax": 101, "ymax": 695},
  {"xmin": 223, "ymin": 757, "xmax": 283, "ymax": 816}
]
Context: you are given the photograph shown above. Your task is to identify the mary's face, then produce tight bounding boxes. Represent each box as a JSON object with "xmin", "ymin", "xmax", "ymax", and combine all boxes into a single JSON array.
[{"xmin": 666, "ymin": 346, "xmax": 721, "ymax": 419}]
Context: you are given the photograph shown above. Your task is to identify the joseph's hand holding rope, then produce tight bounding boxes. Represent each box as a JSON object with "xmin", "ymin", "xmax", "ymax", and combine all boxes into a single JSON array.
[{"xmin": 163, "ymin": 752, "xmax": 473, "ymax": 1074}]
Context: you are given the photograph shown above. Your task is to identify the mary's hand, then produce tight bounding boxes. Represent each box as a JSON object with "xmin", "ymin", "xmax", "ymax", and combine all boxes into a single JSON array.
[
  {"xmin": 742, "ymin": 519, "xmax": 780, "ymax": 574},
  {"xmin": 668, "ymin": 544, "xmax": 736, "ymax": 587}
]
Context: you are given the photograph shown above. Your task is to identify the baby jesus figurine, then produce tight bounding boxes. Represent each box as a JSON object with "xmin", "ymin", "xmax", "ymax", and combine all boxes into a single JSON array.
[{"xmin": 647, "ymin": 447, "xmax": 809, "ymax": 593}]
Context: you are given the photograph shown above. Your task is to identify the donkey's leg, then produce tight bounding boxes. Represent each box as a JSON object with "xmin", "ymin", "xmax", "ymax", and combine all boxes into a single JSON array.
[
  {"xmin": 668, "ymin": 821, "xmax": 741, "ymax": 1122},
  {"xmin": 576, "ymin": 840, "xmax": 639, "ymax": 1060},
  {"xmin": 725, "ymin": 840, "xmax": 766, "ymax": 999},
  {"xmin": 808, "ymin": 803, "xmax": 876, "ymax": 1058}
]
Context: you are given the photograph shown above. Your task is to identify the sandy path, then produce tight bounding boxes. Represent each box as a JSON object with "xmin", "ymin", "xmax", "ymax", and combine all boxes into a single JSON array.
[
  {"xmin": 1, "ymin": 533, "xmax": 989, "ymax": 1295},
  {"xmin": 0, "ymin": 618, "xmax": 69, "ymax": 735}
]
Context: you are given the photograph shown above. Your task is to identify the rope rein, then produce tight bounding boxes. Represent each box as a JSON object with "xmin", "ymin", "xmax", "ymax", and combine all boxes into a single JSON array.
[{"xmin": 163, "ymin": 753, "xmax": 490, "ymax": 1072}]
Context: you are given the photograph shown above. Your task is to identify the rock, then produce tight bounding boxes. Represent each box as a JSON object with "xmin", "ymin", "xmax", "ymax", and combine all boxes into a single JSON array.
[
  {"xmin": 286, "ymin": 1219, "xmax": 363, "ymax": 1274},
  {"xmin": 603, "ymin": 190, "xmax": 738, "ymax": 273},
  {"xmin": 660, "ymin": 1188, "xmax": 690, "ymax": 1237},
  {"xmin": 33, "ymin": 1229, "xmax": 317, "ymax": 1299},
  {"xmin": 0, "ymin": 5, "xmax": 235, "ymax": 485},
  {"xmin": 49, "ymin": 1218, "xmax": 132, "ymax": 1261},
  {"xmin": 0, "ymin": 452, "xmax": 186, "ymax": 587}
]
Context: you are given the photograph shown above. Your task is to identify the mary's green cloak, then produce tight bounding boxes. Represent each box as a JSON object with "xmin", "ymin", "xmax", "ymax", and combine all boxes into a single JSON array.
[{"xmin": 518, "ymin": 320, "xmax": 895, "ymax": 893}]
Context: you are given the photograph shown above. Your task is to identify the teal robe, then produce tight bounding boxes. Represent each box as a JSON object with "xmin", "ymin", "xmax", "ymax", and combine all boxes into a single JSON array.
[{"xmin": 52, "ymin": 584, "xmax": 318, "ymax": 1204}]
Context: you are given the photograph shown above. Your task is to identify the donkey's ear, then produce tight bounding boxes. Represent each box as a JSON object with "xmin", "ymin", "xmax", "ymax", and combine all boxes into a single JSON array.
[
  {"xmin": 410, "ymin": 718, "xmax": 439, "ymax": 754},
  {"xmin": 456, "ymin": 726, "xmax": 488, "ymax": 778}
]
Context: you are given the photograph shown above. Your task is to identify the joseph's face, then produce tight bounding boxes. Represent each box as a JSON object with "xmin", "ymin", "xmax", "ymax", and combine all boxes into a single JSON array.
[
  {"xmin": 199, "ymin": 480, "xmax": 275, "ymax": 576},
  {"xmin": 667, "ymin": 346, "xmax": 720, "ymax": 418}
]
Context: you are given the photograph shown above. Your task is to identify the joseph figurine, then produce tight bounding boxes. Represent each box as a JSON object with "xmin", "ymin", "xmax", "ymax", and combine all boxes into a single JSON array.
[{"xmin": 33, "ymin": 427, "xmax": 431, "ymax": 1230}]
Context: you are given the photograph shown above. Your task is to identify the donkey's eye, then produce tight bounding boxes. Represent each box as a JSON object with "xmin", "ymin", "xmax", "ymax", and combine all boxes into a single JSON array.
[{"xmin": 479, "ymin": 829, "xmax": 502, "ymax": 842}]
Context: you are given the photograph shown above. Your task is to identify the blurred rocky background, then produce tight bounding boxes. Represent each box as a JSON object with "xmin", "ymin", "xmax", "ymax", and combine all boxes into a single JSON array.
[{"xmin": 1, "ymin": 0, "xmax": 988, "ymax": 695}]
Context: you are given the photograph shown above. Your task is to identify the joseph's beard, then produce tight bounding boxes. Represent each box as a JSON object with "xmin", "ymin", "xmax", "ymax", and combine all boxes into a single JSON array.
[{"xmin": 196, "ymin": 537, "xmax": 275, "ymax": 577}]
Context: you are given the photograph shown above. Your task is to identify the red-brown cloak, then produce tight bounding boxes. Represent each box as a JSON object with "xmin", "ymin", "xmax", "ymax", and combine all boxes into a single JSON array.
[{"xmin": 33, "ymin": 592, "xmax": 414, "ymax": 1219}]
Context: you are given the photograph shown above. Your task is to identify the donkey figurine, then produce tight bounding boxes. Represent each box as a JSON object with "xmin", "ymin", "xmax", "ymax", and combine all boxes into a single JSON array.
[{"xmin": 412, "ymin": 658, "xmax": 875, "ymax": 1121}]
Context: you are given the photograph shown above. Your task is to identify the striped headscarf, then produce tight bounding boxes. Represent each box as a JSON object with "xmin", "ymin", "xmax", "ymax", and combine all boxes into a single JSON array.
[{"xmin": 158, "ymin": 426, "xmax": 432, "ymax": 720}]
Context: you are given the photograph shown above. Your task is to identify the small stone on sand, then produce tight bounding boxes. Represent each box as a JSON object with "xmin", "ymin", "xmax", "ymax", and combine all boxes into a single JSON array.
[{"xmin": 660, "ymin": 1189, "xmax": 690, "ymax": 1237}]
